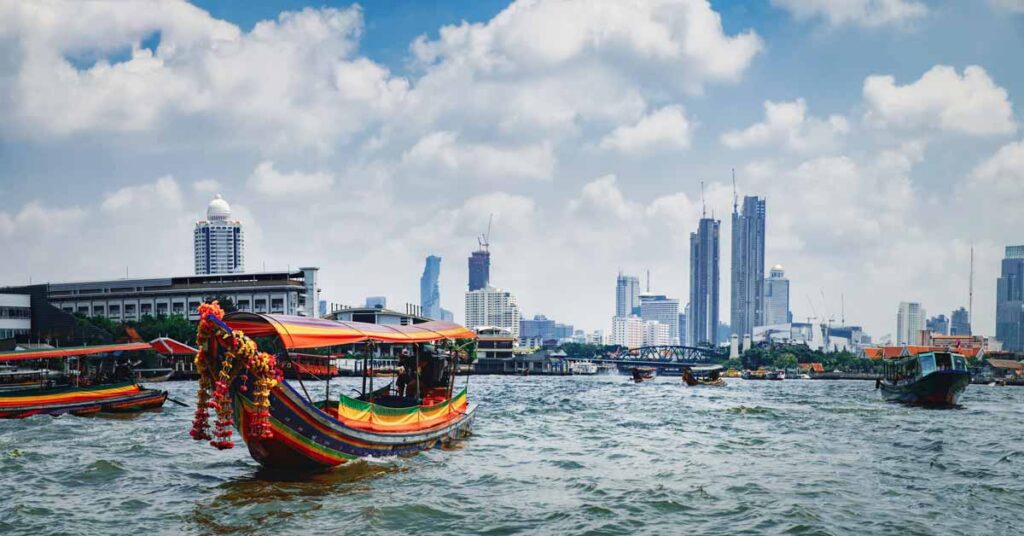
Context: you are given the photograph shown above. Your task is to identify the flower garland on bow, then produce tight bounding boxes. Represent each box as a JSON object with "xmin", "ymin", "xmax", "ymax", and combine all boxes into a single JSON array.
[{"xmin": 189, "ymin": 301, "xmax": 280, "ymax": 450}]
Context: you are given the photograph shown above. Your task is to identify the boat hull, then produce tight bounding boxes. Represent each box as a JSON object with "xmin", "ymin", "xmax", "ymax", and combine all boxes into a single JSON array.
[
  {"xmin": 0, "ymin": 382, "xmax": 167, "ymax": 419},
  {"xmin": 232, "ymin": 379, "xmax": 476, "ymax": 471},
  {"xmin": 879, "ymin": 370, "xmax": 970, "ymax": 407}
]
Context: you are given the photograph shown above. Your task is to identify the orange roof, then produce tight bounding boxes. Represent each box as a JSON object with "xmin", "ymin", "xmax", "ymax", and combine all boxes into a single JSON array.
[
  {"xmin": 799, "ymin": 363, "xmax": 825, "ymax": 372},
  {"xmin": 864, "ymin": 347, "xmax": 904, "ymax": 359},
  {"xmin": 987, "ymin": 358, "xmax": 1023, "ymax": 370}
]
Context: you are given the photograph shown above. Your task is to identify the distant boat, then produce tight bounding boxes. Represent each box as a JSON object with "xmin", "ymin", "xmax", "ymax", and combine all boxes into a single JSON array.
[
  {"xmin": 135, "ymin": 368, "xmax": 173, "ymax": 383},
  {"xmin": 630, "ymin": 367, "xmax": 655, "ymax": 383},
  {"xmin": 742, "ymin": 369, "xmax": 784, "ymax": 380},
  {"xmin": 569, "ymin": 361, "xmax": 598, "ymax": 375},
  {"xmin": 876, "ymin": 351, "xmax": 970, "ymax": 407}
]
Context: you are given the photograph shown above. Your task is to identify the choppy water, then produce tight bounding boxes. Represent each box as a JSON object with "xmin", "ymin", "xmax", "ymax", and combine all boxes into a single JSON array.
[{"xmin": 1, "ymin": 376, "xmax": 1023, "ymax": 535}]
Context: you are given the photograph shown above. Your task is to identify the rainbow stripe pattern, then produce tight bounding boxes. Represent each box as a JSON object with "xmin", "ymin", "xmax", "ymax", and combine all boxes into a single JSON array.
[{"xmin": 0, "ymin": 382, "xmax": 167, "ymax": 418}]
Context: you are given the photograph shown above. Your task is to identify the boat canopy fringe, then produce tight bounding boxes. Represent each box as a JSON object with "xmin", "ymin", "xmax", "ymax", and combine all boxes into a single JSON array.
[
  {"xmin": 224, "ymin": 312, "xmax": 476, "ymax": 350},
  {"xmin": 335, "ymin": 389, "xmax": 469, "ymax": 433}
]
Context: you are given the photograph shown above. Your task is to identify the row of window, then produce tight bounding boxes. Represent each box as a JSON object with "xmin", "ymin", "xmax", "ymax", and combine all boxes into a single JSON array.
[
  {"xmin": 0, "ymin": 306, "xmax": 31, "ymax": 319},
  {"xmin": 0, "ymin": 328, "xmax": 30, "ymax": 339},
  {"xmin": 61, "ymin": 297, "xmax": 292, "ymax": 318}
]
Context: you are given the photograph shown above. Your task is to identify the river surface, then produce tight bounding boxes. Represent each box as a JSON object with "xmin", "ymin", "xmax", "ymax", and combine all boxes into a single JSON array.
[{"xmin": 1, "ymin": 376, "xmax": 1023, "ymax": 535}]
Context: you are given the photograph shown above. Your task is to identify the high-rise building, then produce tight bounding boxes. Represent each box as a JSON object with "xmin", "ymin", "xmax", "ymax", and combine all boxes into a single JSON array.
[
  {"xmin": 194, "ymin": 194, "xmax": 244, "ymax": 275},
  {"xmin": 639, "ymin": 294, "xmax": 680, "ymax": 344},
  {"xmin": 420, "ymin": 255, "xmax": 442, "ymax": 320},
  {"xmin": 897, "ymin": 302, "xmax": 926, "ymax": 345},
  {"xmin": 688, "ymin": 217, "xmax": 720, "ymax": 346},
  {"xmin": 996, "ymin": 245, "xmax": 1024, "ymax": 351},
  {"xmin": 763, "ymin": 264, "xmax": 790, "ymax": 326},
  {"xmin": 611, "ymin": 315, "xmax": 645, "ymax": 348},
  {"xmin": 926, "ymin": 314, "xmax": 949, "ymax": 336},
  {"xmin": 615, "ymin": 273, "xmax": 642, "ymax": 317},
  {"xmin": 731, "ymin": 195, "xmax": 766, "ymax": 338},
  {"xmin": 468, "ymin": 250, "xmax": 490, "ymax": 291},
  {"xmin": 678, "ymin": 312, "xmax": 687, "ymax": 346},
  {"xmin": 644, "ymin": 320, "xmax": 670, "ymax": 346},
  {"xmin": 950, "ymin": 307, "xmax": 971, "ymax": 336},
  {"xmin": 465, "ymin": 286, "xmax": 520, "ymax": 340}
]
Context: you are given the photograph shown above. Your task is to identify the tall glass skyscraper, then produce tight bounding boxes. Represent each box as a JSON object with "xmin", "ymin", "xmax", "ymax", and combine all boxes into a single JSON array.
[
  {"xmin": 615, "ymin": 273, "xmax": 641, "ymax": 317},
  {"xmin": 420, "ymin": 255, "xmax": 442, "ymax": 320},
  {"xmin": 689, "ymin": 217, "xmax": 720, "ymax": 345},
  {"xmin": 996, "ymin": 245, "xmax": 1024, "ymax": 351},
  {"xmin": 468, "ymin": 250, "xmax": 490, "ymax": 291},
  {"xmin": 730, "ymin": 195, "xmax": 766, "ymax": 337},
  {"xmin": 194, "ymin": 194, "xmax": 244, "ymax": 275}
]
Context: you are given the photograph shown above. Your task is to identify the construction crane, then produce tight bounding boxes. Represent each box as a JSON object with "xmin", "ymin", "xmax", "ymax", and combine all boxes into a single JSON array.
[
  {"xmin": 804, "ymin": 294, "xmax": 819, "ymax": 325},
  {"xmin": 478, "ymin": 213, "xmax": 492, "ymax": 252}
]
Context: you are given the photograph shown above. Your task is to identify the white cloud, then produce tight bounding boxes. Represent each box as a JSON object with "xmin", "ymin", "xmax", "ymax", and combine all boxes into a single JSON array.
[
  {"xmin": 863, "ymin": 65, "xmax": 1017, "ymax": 135},
  {"xmin": 721, "ymin": 99, "xmax": 849, "ymax": 153},
  {"xmin": 101, "ymin": 175, "xmax": 182, "ymax": 213},
  {"xmin": 970, "ymin": 139, "xmax": 1024, "ymax": 192},
  {"xmin": 247, "ymin": 161, "xmax": 335, "ymax": 195},
  {"xmin": 192, "ymin": 179, "xmax": 222, "ymax": 193},
  {"xmin": 990, "ymin": 0, "xmax": 1024, "ymax": 13},
  {"xmin": 599, "ymin": 105, "xmax": 694, "ymax": 154},
  {"xmin": 402, "ymin": 132, "xmax": 555, "ymax": 181},
  {"xmin": 772, "ymin": 0, "xmax": 927, "ymax": 27}
]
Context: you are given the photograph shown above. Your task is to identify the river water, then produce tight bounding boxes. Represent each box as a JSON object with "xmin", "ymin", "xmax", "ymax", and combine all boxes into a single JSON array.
[{"xmin": 1, "ymin": 376, "xmax": 1022, "ymax": 535}]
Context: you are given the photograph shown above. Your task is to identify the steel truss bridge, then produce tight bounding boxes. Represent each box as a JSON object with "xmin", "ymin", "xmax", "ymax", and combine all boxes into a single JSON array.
[{"xmin": 586, "ymin": 345, "xmax": 728, "ymax": 374}]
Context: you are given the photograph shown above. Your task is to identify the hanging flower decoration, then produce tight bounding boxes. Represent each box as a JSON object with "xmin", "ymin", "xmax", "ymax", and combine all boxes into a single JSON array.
[{"xmin": 189, "ymin": 301, "xmax": 280, "ymax": 450}]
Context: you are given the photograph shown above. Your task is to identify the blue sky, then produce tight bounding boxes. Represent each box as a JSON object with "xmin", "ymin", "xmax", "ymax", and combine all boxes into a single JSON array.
[{"xmin": 1, "ymin": 0, "xmax": 1022, "ymax": 340}]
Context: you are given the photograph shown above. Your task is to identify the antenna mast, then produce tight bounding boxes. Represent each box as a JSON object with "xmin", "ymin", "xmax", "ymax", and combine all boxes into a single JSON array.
[
  {"xmin": 969, "ymin": 243, "xmax": 974, "ymax": 326},
  {"xmin": 700, "ymin": 181, "xmax": 706, "ymax": 218},
  {"xmin": 646, "ymin": 269, "xmax": 651, "ymax": 293}
]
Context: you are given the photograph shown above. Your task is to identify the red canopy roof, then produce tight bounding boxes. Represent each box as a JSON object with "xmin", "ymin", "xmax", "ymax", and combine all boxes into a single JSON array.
[
  {"xmin": 149, "ymin": 337, "xmax": 198, "ymax": 356},
  {"xmin": 0, "ymin": 342, "xmax": 152, "ymax": 362},
  {"xmin": 223, "ymin": 312, "xmax": 477, "ymax": 350}
]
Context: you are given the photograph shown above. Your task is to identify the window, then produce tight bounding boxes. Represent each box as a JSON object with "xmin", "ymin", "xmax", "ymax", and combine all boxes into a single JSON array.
[
  {"xmin": 156, "ymin": 303, "xmax": 168, "ymax": 315},
  {"xmin": 94, "ymin": 305, "xmax": 105, "ymax": 316},
  {"xmin": 254, "ymin": 299, "xmax": 267, "ymax": 313},
  {"xmin": 237, "ymin": 299, "xmax": 250, "ymax": 311},
  {"xmin": 271, "ymin": 298, "xmax": 284, "ymax": 313},
  {"xmin": 918, "ymin": 354, "xmax": 936, "ymax": 377},
  {"xmin": 140, "ymin": 303, "xmax": 151, "ymax": 315}
]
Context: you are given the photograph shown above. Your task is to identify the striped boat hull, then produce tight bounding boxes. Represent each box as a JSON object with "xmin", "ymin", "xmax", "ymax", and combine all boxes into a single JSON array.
[
  {"xmin": 232, "ymin": 378, "xmax": 476, "ymax": 471},
  {"xmin": 0, "ymin": 382, "xmax": 168, "ymax": 419}
]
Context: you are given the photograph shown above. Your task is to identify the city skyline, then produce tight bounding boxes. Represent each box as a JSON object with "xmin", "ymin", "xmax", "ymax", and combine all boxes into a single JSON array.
[{"xmin": 1, "ymin": 1, "xmax": 1022, "ymax": 339}]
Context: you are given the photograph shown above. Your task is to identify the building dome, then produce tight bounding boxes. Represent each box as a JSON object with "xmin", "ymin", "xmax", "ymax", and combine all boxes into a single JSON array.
[
  {"xmin": 207, "ymin": 194, "xmax": 232, "ymax": 221},
  {"xmin": 772, "ymin": 264, "xmax": 784, "ymax": 271}
]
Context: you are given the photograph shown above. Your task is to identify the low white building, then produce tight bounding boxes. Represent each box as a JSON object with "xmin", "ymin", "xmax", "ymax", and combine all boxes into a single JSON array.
[
  {"xmin": 0, "ymin": 294, "xmax": 31, "ymax": 340},
  {"xmin": 465, "ymin": 286, "xmax": 521, "ymax": 340},
  {"xmin": 611, "ymin": 315, "xmax": 645, "ymax": 348}
]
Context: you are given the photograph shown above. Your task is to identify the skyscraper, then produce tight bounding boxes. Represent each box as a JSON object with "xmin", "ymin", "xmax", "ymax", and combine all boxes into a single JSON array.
[
  {"xmin": 730, "ymin": 195, "xmax": 766, "ymax": 338},
  {"xmin": 926, "ymin": 314, "xmax": 949, "ymax": 336},
  {"xmin": 950, "ymin": 307, "xmax": 971, "ymax": 336},
  {"xmin": 763, "ymin": 264, "xmax": 790, "ymax": 326},
  {"xmin": 897, "ymin": 302, "xmax": 926, "ymax": 345},
  {"xmin": 468, "ymin": 250, "xmax": 490, "ymax": 291},
  {"xmin": 640, "ymin": 294, "xmax": 680, "ymax": 344},
  {"xmin": 465, "ymin": 286, "xmax": 521, "ymax": 339},
  {"xmin": 615, "ymin": 273, "xmax": 642, "ymax": 317},
  {"xmin": 996, "ymin": 245, "xmax": 1024, "ymax": 351},
  {"xmin": 194, "ymin": 194, "xmax": 244, "ymax": 275},
  {"xmin": 689, "ymin": 217, "xmax": 720, "ymax": 346},
  {"xmin": 420, "ymin": 255, "xmax": 442, "ymax": 319}
]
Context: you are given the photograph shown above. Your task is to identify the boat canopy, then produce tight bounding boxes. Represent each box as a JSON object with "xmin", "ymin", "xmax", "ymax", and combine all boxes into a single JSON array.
[
  {"xmin": 149, "ymin": 337, "xmax": 198, "ymax": 356},
  {"xmin": 223, "ymin": 312, "xmax": 477, "ymax": 350},
  {"xmin": 0, "ymin": 342, "xmax": 152, "ymax": 363}
]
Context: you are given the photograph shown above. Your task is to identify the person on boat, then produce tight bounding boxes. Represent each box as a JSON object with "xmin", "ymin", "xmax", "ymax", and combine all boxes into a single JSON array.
[{"xmin": 709, "ymin": 369, "xmax": 721, "ymax": 382}]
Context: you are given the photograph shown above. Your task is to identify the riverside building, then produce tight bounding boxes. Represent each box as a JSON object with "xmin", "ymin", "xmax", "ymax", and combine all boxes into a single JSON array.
[
  {"xmin": 194, "ymin": 194, "xmax": 244, "ymax": 275},
  {"xmin": 996, "ymin": 245, "xmax": 1024, "ymax": 351}
]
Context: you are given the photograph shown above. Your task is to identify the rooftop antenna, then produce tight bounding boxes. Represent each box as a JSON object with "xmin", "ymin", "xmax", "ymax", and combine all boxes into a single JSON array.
[
  {"xmin": 732, "ymin": 167, "xmax": 738, "ymax": 213},
  {"xmin": 700, "ymin": 181, "xmax": 706, "ymax": 218},
  {"xmin": 969, "ymin": 243, "xmax": 974, "ymax": 326},
  {"xmin": 646, "ymin": 269, "xmax": 651, "ymax": 293},
  {"xmin": 478, "ymin": 213, "xmax": 493, "ymax": 252}
]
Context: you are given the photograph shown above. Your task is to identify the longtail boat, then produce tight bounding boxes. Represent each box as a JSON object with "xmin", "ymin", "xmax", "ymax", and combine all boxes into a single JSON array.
[
  {"xmin": 630, "ymin": 366, "xmax": 655, "ymax": 383},
  {"xmin": 190, "ymin": 302, "xmax": 478, "ymax": 471},
  {"xmin": 877, "ymin": 351, "xmax": 970, "ymax": 406},
  {"xmin": 0, "ymin": 343, "xmax": 168, "ymax": 419}
]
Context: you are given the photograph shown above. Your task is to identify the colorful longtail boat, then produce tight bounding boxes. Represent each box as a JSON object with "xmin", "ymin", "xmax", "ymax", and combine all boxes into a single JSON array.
[
  {"xmin": 190, "ymin": 304, "xmax": 478, "ymax": 471},
  {"xmin": 0, "ymin": 343, "xmax": 168, "ymax": 419}
]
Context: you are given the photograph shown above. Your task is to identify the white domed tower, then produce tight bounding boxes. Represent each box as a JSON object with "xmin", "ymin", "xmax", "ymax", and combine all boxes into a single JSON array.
[{"xmin": 194, "ymin": 194, "xmax": 245, "ymax": 275}]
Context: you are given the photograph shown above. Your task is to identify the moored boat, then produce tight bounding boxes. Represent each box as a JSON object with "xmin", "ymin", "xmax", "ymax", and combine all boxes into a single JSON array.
[
  {"xmin": 877, "ymin": 351, "xmax": 970, "ymax": 407},
  {"xmin": 0, "ymin": 343, "xmax": 167, "ymax": 418},
  {"xmin": 188, "ymin": 303, "xmax": 478, "ymax": 471}
]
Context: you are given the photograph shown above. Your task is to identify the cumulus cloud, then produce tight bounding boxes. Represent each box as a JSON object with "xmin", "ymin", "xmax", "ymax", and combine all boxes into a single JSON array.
[
  {"xmin": 721, "ymin": 99, "xmax": 849, "ymax": 153},
  {"xmin": 771, "ymin": 0, "xmax": 927, "ymax": 27},
  {"xmin": 247, "ymin": 161, "xmax": 335, "ymax": 195},
  {"xmin": 599, "ymin": 105, "xmax": 694, "ymax": 154},
  {"xmin": 192, "ymin": 179, "xmax": 222, "ymax": 193},
  {"xmin": 863, "ymin": 65, "xmax": 1017, "ymax": 135},
  {"xmin": 402, "ymin": 132, "xmax": 555, "ymax": 181},
  {"xmin": 101, "ymin": 175, "xmax": 183, "ymax": 213},
  {"xmin": 0, "ymin": 201, "xmax": 86, "ymax": 235},
  {"xmin": 970, "ymin": 139, "xmax": 1024, "ymax": 192}
]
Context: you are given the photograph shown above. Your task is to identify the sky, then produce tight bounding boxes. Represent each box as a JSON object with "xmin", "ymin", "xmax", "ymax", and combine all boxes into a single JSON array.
[{"xmin": 1, "ymin": 0, "xmax": 1023, "ymax": 341}]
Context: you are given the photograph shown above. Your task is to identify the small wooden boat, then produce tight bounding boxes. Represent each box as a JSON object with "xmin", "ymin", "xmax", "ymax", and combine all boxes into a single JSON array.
[
  {"xmin": 630, "ymin": 367, "xmax": 655, "ymax": 383},
  {"xmin": 189, "ymin": 304, "xmax": 478, "ymax": 471},
  {"xmin": 0, "ymin": 343, "xmax": 168, "ymax": 418},
  {"xmin": 877, "ymin": 351, "xmax": 970, "ymax": 406},
  {"xmin": 683, "ymin": 365, "xmax": 725, "ymax": 386},
  {"xmin": 742, "ymin": 369, "xmax": 784, "ymax": 380},
  {"xmin": 135, "ymin": 368, "xmax": 174, "ymax": 382}
]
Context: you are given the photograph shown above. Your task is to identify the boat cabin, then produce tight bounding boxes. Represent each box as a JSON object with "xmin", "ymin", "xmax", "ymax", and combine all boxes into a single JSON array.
[{"xmin": 882, "ymin": 351, "xmax": 967, "ymax": 385}]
